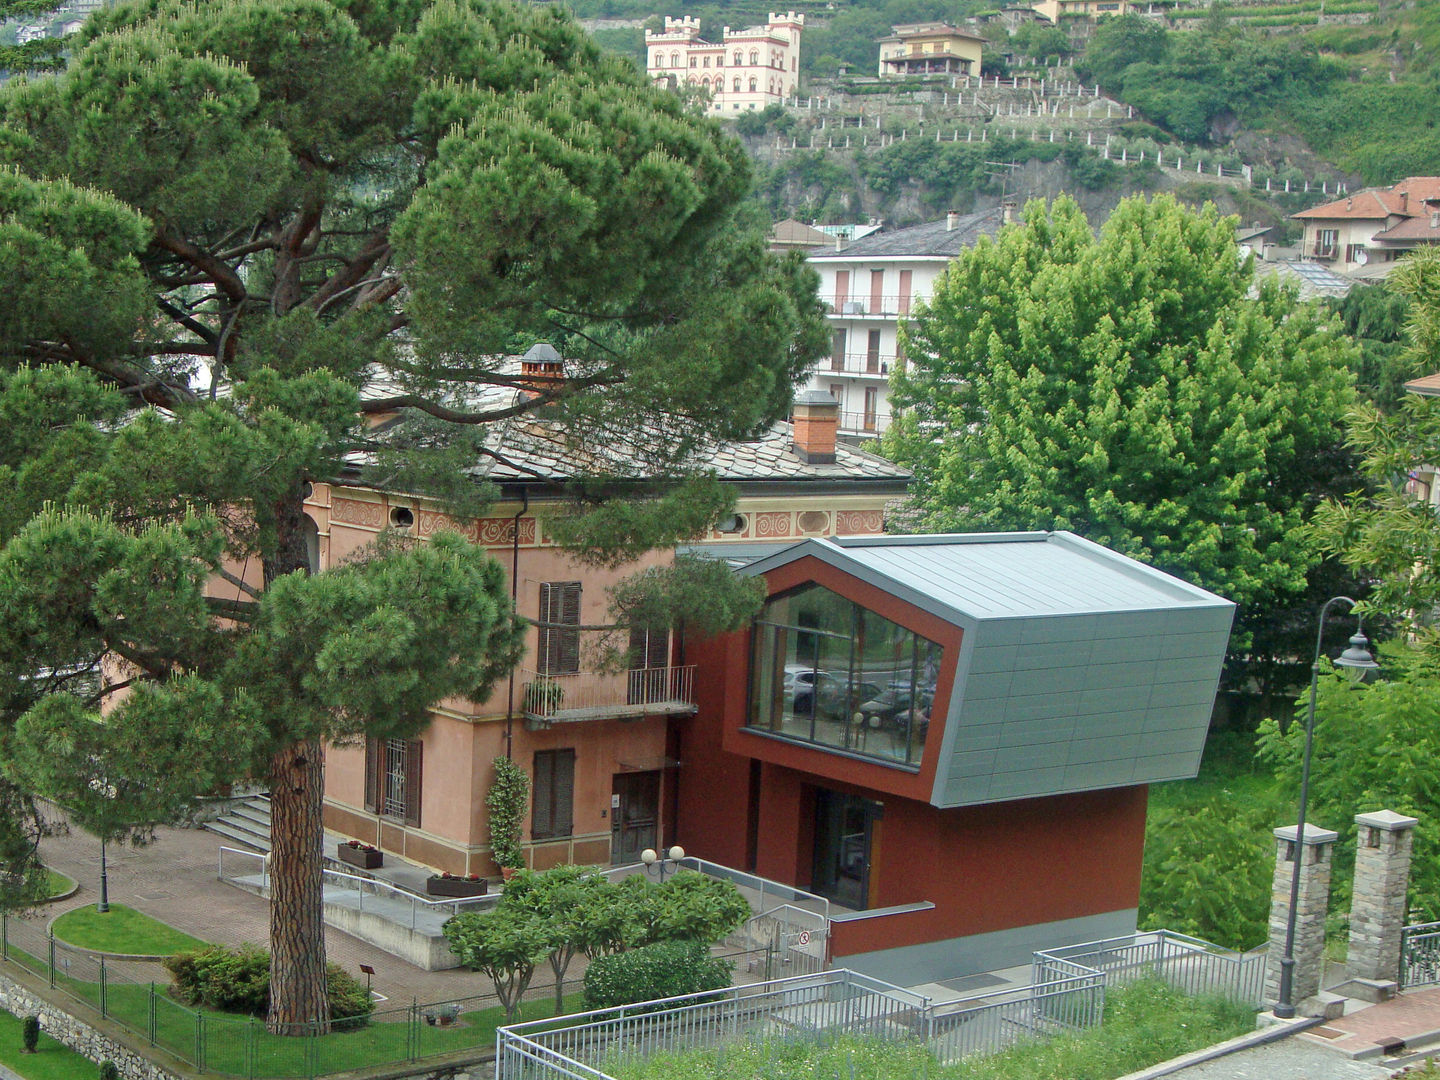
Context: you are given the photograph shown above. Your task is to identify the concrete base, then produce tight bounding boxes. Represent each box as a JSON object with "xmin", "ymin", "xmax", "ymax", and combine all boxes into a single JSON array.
[
  {"xmin": 1300, "ymin": 990, "xmax": 1348, "ymax": 1020},
  {"xmin": 1331, "ymin": 977, "xmax": 1399, "ymax": 1004}
]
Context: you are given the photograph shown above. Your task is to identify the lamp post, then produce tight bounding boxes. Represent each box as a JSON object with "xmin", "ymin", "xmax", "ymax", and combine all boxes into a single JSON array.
[
  {"xmin": 1273, "ymin": 596, "xmax": 1379, "ymax": 1019},
  {"xmin": 87, "ymin": 777, "xmax": 118, "ymax": 914},
  {"xmin": 640, "ymin": 845, "xmax": 685, "ymax": 883}
]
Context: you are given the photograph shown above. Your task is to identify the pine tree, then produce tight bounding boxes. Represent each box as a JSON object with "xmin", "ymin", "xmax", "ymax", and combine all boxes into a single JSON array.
[{"xmin": 0, "ymin": 0, "xmax": 825, "ymax": 1032}]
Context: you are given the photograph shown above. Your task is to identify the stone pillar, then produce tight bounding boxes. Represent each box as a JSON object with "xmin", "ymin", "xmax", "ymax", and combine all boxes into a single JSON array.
[
  {"xmin": 1348, "ymin": 810, "xmax": 1418, "ymax": 993},
  {"xmin": 1264, "ymin": 824, "xmax": 1337, "ymax": 1012}
]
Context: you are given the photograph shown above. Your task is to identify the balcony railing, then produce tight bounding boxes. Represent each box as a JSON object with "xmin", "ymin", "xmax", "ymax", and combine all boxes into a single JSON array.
[
  {"xmin": 828, "ymin": 294, "xmax": 918, "ymax": 318},
  {"xmin": 1312, "ymin": 242, "xmax": 1337, "ymax": 259},
  {"xmin": 520, "ymin": 666, "xmax": 697, "ymax": 724},
  {"xmin": 837, "ymin": 410, "xmax": 890, "ymax": 435},
  {"xmin": 824, "ymin": 351, "xmax": 897, "ymax": 377}
]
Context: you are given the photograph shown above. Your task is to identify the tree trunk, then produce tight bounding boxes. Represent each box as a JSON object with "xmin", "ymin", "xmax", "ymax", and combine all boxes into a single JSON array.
[
  {"xmin": 264, "ymin": 486, "xmax": 331, "ymax": 1036},
  {"xmin": 267, "ymin": 737, "xmax": 331, "ymax": 1035}
]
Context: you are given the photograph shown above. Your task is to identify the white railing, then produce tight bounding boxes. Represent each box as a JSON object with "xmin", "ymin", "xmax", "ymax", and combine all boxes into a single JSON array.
[
  {"xmin": 823, "ymin": 351, "xmax": 897, "ymax": 377},
  {"xmin": 520, "ymin": 665, "xmax": 696, "ymax": 722},
  {"xmin": 837, "ymin": 410, "xmax": 890, "ymax": 435},
  {"xmin": 217, "ymin": 845, "xmax": 497, "ymax": 930}
]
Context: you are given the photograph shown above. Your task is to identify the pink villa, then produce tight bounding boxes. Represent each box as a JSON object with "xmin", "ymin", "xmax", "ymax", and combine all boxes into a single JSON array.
[{"xmin": 313, "ymin": 382, "xmax": 908, "ymax": 876}]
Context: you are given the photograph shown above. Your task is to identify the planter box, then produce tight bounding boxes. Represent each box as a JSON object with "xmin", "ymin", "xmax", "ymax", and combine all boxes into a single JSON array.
[
  {"xmin": 337, "ymin": 845, "xmax": 383, "ymax": 870},
  {"xmin": 426, "ymin": 876, "xmax": 488, "ymax": 898}
]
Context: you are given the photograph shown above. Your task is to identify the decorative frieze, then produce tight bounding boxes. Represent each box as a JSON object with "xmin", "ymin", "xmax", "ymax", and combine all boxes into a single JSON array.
[{"xmin": 835, "ymin": 509, "xmax": 884, "ymax": 534}]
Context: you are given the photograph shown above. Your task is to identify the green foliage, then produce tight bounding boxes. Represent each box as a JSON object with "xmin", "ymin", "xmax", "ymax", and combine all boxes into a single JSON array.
[
  {"xmin": 582, "ymin": 939, "xmax": 732, "ymax": 1011},
  {"xmin": 20, "ymin": 1015, "xmax": 37, "ymax": 1054},
  {"xmin": 887, "ymin": 194, "xmax": 1359, "ymax": 681},
  {"xmin": 443, "ymin": 905, "xmax": 552, "ymax": 1022},
  {"xmin": 501, "ymin": 865, "xmax": 624, "ymax": 1011},
  {"xmin": 1326, "ymin": 282, "xmax": 1416, "ymax": 412},
  {"xmin": 623, "ymin": 870, "xmax": 753, "ymax": 947},
  {"xmin": 98, "ymin": 1063, "xmax": 120, "ymax": 1080},
  {"xmin": 162, "ymin": 944, "xmax": 375, "ymax": 1028},
  {"xmin": 486, "ymin": 757, "xmax": 530, "ymax": 870}
]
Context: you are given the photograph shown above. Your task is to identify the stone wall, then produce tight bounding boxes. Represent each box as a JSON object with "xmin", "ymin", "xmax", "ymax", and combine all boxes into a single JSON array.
[{"xmin": 0, "ymin": 965, "xmax": 185, "ymax": 1080}]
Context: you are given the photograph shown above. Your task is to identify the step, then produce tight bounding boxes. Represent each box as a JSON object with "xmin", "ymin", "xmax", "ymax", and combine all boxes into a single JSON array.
[
  {"xmin": 229, "ymin": 804, "xmax": 272, "ymax": 829},
  {"xmin": 204, "ymin": 818, "xmax": 271, "ymax": 853}
]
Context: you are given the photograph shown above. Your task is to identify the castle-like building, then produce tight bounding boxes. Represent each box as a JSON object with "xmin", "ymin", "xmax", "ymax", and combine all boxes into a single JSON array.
[{"xmin": 646, "ymin": 12, "xmax": 803, "ymax": 115}]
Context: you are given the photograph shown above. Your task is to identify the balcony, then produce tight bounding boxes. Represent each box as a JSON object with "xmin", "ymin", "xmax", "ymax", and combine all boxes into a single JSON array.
[
  {"xmin": 520, "ymin": 666, "xmax": 697, "ymax": 725},
  {"xmin": 827, "ymin": 295, "xmax": 917, "ymax": 319},
  {"xmin": 824, "ymin": 351, "xmax": 897, "ymax": 378},
  {"xmin": 838, "ymin": 410, "xmax": 890, "ymax": 436},
  {"xmin": 1311, "ymin": 242, "xmax": 1337, "ymax": 259}
]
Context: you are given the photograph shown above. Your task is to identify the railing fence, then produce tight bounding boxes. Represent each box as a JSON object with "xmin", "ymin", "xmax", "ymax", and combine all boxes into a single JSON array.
[
  {"xmin": 1401, "ymin": 920, "xmax": 1440, "ymax": 989},
  {"xmin": 1034, "ymin": 929, "xmax": 1267, "ymax": 1006}
]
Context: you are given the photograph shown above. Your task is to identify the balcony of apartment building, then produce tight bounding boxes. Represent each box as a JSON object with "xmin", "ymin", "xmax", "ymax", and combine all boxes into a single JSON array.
[
  {"xmin": 838, "ymin": 409, "xmax": 891, "ymax": 436},
  {"xmin": 827, "ymin": 294, "xmax": 915, "ymax": 319},
  {"xmin": 825, "ymin": 328, "xmax": 898, "ymax": 379},
  {"xmin": 520, "ymin": 626, "xmax": 696, "ymax": 726}
]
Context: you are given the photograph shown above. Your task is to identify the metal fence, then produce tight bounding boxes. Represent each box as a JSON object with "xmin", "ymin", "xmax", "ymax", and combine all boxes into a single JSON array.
[
  {"xmin": 0, "ymin": 910, "xmax": 567, "ymax": 1078},
  {"xmin": 498, "ymin": 969, "xmax": 929, "ymax": 1080},
  {"xmin": 1401, "ymin": 920, "xmax": 1440, "ymax": 989},
  {"xmin": 925, "ymin": 970, "xmax": 1104, "ymax": 1063},
  {"xmin": 1034, "ymin": 930, "xmax": 1267, "ymax": 1007}
]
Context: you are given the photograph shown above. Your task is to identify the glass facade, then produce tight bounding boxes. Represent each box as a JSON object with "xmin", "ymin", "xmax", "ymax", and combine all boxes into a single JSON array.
[{"xmin": 747, "ymin": 583, "xmax": 942, "ymax": 767}]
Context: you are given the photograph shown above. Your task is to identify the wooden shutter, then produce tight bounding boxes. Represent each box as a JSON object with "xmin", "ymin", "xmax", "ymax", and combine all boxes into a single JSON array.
[
  {"xmin": 532, "ymin": 749, "xmax": 575, "ymax": 840},
  {"xmin": 363, "ymin": 737, "xmax": 381, "ymax": 813},
  {"xmin": 403, "ymin": 740, "xmax": 423, "ymax": 828},
  {"xmin": 553, "ymin": 750, "xmax": 574, "ymax": 838},
  {"xmin": 539, "ymin": 582, "xmax": 581, "ymax": 675},
  {"xmin": 532, "ymin": 751, "xmax": 553, "ymax": 839}
]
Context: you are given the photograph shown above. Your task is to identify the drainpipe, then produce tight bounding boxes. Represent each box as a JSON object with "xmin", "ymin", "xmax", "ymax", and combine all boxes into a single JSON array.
[{"xmin": 504, "ymin": 487, "xmax": 529, "ymax": 761}]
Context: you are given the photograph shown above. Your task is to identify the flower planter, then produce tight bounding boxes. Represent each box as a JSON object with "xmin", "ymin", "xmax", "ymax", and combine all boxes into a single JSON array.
[
  {"xmin": 426, "ymin": 876, "xmax": 488, "ymax": 898},
  {"xmin": 337, "ymin": 844, "xmax": 383, "ymax": 870}
]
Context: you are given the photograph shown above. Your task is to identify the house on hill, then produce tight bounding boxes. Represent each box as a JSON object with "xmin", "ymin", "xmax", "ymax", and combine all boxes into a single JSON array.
[
  {"xmin": 1293, "ymin": 176, "xmax": 1440, "ymax": 274},
  {"xmin": 799, "ymin": 206, "xmax": 1012, "ymax": 439},
  {"xmin": 876, "ymin": 23, "xmax": 985, "ymax": 79},
  {"xmin": 645, "ymin": 13, "xmax": 803, "ymax": 115}
]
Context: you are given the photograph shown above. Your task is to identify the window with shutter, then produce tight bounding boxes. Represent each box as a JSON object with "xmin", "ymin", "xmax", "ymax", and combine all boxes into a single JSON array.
[
  {"xmin": 532, "ymin": 749, "xmax": 575, "ymax": 840},
  {"xmin": 403, "ymin": 740, "xmax": 423, "ymax": 828},
  {"xmin": 538, "ymin": 582, "xmax": 582, "ymax": 675},
  {"xmin": 363, "ymin": 737, "xmax": 380, "ymax": 813}
]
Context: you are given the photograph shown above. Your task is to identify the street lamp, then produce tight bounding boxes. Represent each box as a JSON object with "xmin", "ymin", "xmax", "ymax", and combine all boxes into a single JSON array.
[
  {"xmin": 1273, "ymin": 596, "xmax": 1379, "ymax": 1019},
  {"xmin": 640, "ymin": 845, "xmax": 685, "ymax": 882},
  {"xmin": 87, "ymin": 777, "xmax": 118, "ymax": 914}
]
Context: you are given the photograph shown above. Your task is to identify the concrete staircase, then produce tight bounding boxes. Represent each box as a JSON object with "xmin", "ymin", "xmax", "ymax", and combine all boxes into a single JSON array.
[{"xmin": 203, "ymin": 794, "xmax": 272, "ymax": 853}]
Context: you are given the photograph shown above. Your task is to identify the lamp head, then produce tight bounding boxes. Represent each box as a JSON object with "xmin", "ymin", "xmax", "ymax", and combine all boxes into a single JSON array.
[
  {"xmin": 640, "ymin": 848, "xmax": 658, "ymax": 867},
  {"xmin": 667, "ymin": 845, "xmax": 685, "ymax": 863},
  {"xmin": 1335, "ymin": 629, "xmax": 1380, "ymax": 682}
]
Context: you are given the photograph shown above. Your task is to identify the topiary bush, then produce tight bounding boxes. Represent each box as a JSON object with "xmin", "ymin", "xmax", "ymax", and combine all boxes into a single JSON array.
[
  {"xmin": 21, "ymin": 1015, "xmax": 39, "ymax": 1053},
  {"xmin": 582, "ymin": 940, "xmax": 731, "ymax": 1011},
  {"xmin": 98, "ymin": 1062, "xmax": 120, "ymax": 1080},
  {"xmin": 163, "ymin": 943, "xmax": 375, "ymax": 1029}
]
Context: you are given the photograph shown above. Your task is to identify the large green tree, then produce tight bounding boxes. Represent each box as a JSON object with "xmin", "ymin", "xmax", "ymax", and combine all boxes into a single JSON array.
[
  {"xmin": 0, "ymin": 0, "xmax": 825, "ymax": 1033},
  {"xmin": 886, "ymin": 194, "xmax": 1358, "ymax": 688}
]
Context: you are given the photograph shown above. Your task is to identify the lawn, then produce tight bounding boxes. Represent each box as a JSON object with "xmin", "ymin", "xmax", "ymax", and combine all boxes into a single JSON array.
[
  {"xmin": 50, "ymin": 904, "xmax": 207, "ymax": 955},
  {"xmin": 604, "ymin": 980, "xmax": 1254, "ymax": 1080},
  {"xmin": 43, "ymin": 871, "xmax": 73, "ymax": 899},
  {"xmin": 0, "ymin": 1008, "xmax": 100, "ymax": 1080}
]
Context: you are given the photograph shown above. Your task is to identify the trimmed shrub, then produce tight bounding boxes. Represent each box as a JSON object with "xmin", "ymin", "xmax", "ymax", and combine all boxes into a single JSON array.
[
  {"xmin": 163, "ymin": 943, "xmax": 375, "ymax": 1029},
  {"xmin": 582, "ymin": 940, "xmax": 732, "ymax": 1011},
  {"xmin": 99, "ymin": 1063, "xmax": 120, "ymax": 1080},
  {"xmin": 21, "ymin": 1015, "xmax": 38, "ymax": 1053}
]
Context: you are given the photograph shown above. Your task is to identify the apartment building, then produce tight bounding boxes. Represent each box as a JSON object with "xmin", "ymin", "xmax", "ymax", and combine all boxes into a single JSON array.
[{"xmin": 645, "ymin": 12, "xmax": 804, "ymax": 115}]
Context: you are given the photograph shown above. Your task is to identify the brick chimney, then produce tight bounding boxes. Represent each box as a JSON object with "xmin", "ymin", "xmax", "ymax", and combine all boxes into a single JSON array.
[
  {"xmin": 946, "ymin": 210, "xmax": 960, "ymax": 231},
  {"xmin": 1400, "ymin": 190, "xmax": 1409, "ymax": 213},
  {"xmin": 791, "ymin": 389, "xmax": 839, "ymax": 464},
  {"xmin": 519, "ymin": 342, "xmax": 563, "ymax": 400},
  {"xmin": 1002, "ymin": 197, "xmax": 1017, "ymax": 225}
]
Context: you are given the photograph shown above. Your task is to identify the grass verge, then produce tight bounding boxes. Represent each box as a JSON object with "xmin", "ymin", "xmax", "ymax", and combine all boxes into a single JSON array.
[
  {"xmin": 0, "ymin": 1008, "xmax": 99, "ymax": 1079},
  {"xmin": 51, "ymin": 904, "xmax": 207, "ymax": 955},
  {"xmin": 606, "ymin": 980, "xmax": 1253, "ymax": 1080}
]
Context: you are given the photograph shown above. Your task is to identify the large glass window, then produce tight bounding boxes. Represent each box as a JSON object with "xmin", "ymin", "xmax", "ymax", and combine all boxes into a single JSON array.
[{"xmin": 747, "ymin": 583, "xmax": 942, "ymax": 767}]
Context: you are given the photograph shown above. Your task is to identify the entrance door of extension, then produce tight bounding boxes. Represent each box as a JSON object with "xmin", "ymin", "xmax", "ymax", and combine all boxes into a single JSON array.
[
  {"xmin": 611, "ymin": 770, "xmax": 661, "ymax": 865},
  {"xmin": 812, "ymin": 788, "xmax": 879, "ymax": 910}
]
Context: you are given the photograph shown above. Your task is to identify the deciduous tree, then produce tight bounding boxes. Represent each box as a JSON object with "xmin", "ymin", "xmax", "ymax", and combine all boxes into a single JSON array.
[
  {"xmin": 0, "ymin": 0, "xmax": 824, "ymax": 1033},
  {"xmin": 886, "ymin": 194, "xmax": 1358, "ymax": 688}
]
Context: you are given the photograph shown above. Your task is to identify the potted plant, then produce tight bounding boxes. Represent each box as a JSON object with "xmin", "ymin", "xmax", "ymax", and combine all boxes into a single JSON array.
[
  {"xmin": 426, "ymin": 871, "xmax": 488, "ymax": 898},
  {"xmin": 422, "ymin": 1002, "xmax": 460, "ymax": 1026},
  {"xmin": 337, "ymin": 839, "xmax": 383, "ymax": 870},
  {"xmin": 522, "ymin": 678, "xmax": 564, "ymax": 716},
  {"xmin": 486, "ymin": 756, "xmax": 529, "ymax": 879}
]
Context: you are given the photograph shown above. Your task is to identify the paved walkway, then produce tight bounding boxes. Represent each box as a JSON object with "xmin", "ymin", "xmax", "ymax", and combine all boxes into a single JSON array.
[
  {"xmin": 29, "ymin": 820, "xmax": 522, "ymax": 1007},
  {"xmin": 1164, "ymin": 1037, "xmax": 1395, "ymax": 1079}
]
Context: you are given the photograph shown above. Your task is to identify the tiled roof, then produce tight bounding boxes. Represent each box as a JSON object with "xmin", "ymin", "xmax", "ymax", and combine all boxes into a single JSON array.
[
  {"xmin": 807, "ymin": 207, "xmax": 1006, "ymax": 260},
  {"xmin": 1405, "ymin": 372, "xmax": 1440, "ymax": 398},
  {"xmin": 770, "ymin": 219, "xmax": 832, "ymax": 247},
  {"xmin": 474, "ymin": 416, "xmax": 911, "ymax": 485},
  {"xmin": 1294, "ymin": 178, "xmax": 1440, "ymax": 221},
  {"xmin": 1373, "ymin": 215, "xmax": 1440, "ymax": 243}
]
